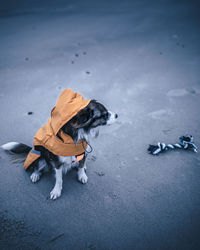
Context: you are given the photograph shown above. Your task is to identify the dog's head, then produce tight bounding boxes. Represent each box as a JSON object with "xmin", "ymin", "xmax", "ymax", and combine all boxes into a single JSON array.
[{"xmin": 62, "ymin": 100, "xmax": 118, "ymax": 143}]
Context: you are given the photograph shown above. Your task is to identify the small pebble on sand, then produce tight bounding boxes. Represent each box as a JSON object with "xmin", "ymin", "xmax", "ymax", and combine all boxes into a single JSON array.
[{"xmin": 28, "ymin": 112, "xmax": 33, "ymax": 115}]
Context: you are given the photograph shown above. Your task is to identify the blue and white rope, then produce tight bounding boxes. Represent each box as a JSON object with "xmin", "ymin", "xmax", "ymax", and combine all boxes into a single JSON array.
[{"xmin": 148, "ymin": 135, "xmax": 197, "ymax": 155}]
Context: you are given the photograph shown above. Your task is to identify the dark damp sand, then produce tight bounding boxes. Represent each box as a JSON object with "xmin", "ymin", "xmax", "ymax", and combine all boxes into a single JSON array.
[{"xmin": 0, "ymin": 1, "xmax": 200, "ymax": 249}]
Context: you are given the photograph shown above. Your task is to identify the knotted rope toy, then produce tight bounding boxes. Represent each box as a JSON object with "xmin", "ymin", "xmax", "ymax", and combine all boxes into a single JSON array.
[{"xmin": 148, "ymin": 134, "xmax": 198, "ymax": 155}]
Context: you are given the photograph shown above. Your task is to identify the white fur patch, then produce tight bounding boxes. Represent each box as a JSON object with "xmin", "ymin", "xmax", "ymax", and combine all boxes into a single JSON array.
[
  {"xmin": 1, "ymin": 142, "xmax": 19, "ymax": 150},
  {"xmin": 107, "ymin": 111, "xmax": 118, "ymax": 125},
  {"xmin": 90, "ymin": 128, "xmax": 99, "ymax": 138},
  {"xmin": 78, "ymin": 167, "xmax": 88, "ymax": 184},
  {"xmin": 50, "ymin": 167, "xmax": 63, "ymax": 200},
  {"xmin": 30, "ymin": 172, "xmax": 41, "ymax": 183},
  {"xmin": 50, "ymin": 185, "xmax": 62, "ymax": 200},
  {"xmin": 58, "ymin": 156, "xmax": 73, "ymax": 174},
  {"xmin": 77, "ymin": 128, "xmax": 89, "ymax": 142}
]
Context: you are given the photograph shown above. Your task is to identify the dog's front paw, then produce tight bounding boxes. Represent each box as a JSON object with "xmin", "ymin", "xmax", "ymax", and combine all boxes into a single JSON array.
[
  {"xmin": 50, "ymin": 186, "xmax": 62, "ymax": 200},
  {"xmin": 78, "ymin": 169, "xmax": 88, "ymax": 184},
  {"xmin": 30, "ymin": 172, "xmax": 41, "ymax": 183}
]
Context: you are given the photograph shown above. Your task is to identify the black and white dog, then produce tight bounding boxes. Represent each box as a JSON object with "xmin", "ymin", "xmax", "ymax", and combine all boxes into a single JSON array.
[{"xmin": 1, "ymin": 100, "xmax": 118, "ymax": 199}]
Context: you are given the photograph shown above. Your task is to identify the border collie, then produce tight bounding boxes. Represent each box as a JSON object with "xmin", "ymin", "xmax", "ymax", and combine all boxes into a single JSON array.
[{"xmin": 1, "ymin": 100, "xmax": 118, "ymax": 199}]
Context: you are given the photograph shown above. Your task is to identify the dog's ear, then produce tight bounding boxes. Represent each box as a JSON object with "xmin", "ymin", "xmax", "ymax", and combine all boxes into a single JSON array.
[{"xmin": 70, "ymin": 108, "xmax": 93, "ymax": 128}]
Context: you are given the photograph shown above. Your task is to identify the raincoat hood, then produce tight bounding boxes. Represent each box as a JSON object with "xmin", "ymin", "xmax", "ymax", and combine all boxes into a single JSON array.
[{"xmin": 51, "ymin": 88, "xmax": 91, "ymax": 135}]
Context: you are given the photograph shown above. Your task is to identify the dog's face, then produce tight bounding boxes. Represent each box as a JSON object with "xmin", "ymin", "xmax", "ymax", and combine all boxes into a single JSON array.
[
  {"xmin": 71, "ymin": 100, "xmax": 118, "ymax": 129},
  {"xmin": 62, "ymin": 100, "xmax": 118, "ymax": 142}
]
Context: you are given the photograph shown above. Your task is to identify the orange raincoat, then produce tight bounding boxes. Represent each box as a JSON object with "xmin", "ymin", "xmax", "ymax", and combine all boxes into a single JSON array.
[{"xmin": 24, "ymin": 88, "xmax": 90, "ymax": 170}]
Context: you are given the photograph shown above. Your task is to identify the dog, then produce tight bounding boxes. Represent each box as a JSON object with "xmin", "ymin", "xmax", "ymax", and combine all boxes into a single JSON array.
[{"xmin": 1, "ymin": 91, "xmax": 118, "ymax": 200}]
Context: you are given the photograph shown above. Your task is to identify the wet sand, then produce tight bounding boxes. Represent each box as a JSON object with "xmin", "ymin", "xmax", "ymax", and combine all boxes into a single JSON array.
[{"xmin": 0, "ymin": 1, "xmax": 200, "ymax": 249}]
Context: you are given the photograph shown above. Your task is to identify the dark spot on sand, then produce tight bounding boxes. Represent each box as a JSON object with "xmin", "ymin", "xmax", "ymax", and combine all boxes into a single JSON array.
[
  {"xmin": 86, "ymin": 71, "xmax": 90, "ymax": 74},
  {"xmin": 91, "ymin": 155, "xmax": 96, "ymax": 161},
  {"xmin": 182, "ymin": 44, "xmax": 185, "ymax": 48},
  {"xmin": 75, "ymin": 53, "xmax": 79, "ymax": 57},
  {"xmin": 48, "ymin": 233, "xmax": 64, "ymax": 243},
  {"xmin": 25, "ymin": 57, "xmax": 29, "ymax": 61},
  {"xmin": 83, "ymin": 52, "xmax": 87, "ymax": 55},
  {"xmin": 159, "ymin": 52, "xmax": 163, "ymax": 55},
  {"xmin": 189, "ymin": 89, "xmax": 196, "ymax": 94},
  {"xmin": 108, "ymin": 192, "xmax": 119, "ymax": 199},
  {"xmin": 28, "ymin": 112, "xmax": 33, "ymax": 115},
  {"xmin": 120, "ymin": 160, "xmax": 126, "ymax": 167},
  {"xmin": 95, "ymin": 171, "xmax": 105, "ymax": 176},
  {"xmin": 87, "ymin": 243, "xmax": 96, "ymax": 250},
  {"xmin": 71, "ymin": 61, "xmax": 74, "ymax": 64}
]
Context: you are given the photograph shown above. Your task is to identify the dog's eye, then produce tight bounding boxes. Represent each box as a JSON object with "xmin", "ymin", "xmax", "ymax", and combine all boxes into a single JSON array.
[
  {"xmin": 82, "ymin": 117, "xmax": 88, "ymax": 123},
  {"xmin": 80, "ymin": 114, "xmax": 90, "ymax": 123}
]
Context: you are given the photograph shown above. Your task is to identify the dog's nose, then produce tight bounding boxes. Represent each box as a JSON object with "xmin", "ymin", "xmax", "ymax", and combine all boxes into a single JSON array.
[{"xmin": 115, "ymin": 113, "xmax": 118, "ymax": 119}]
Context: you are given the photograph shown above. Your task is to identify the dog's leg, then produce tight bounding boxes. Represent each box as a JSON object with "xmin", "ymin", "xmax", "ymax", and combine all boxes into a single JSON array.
[
  {"xmin": 50, "ymin": 165, "xmax": 63, "ymax": 200},
  {"xmin": 30, "ymin": 158, "xmax": 46, "ymax": 183},
  {"xmin": 77, "ymin": 155, "xmax": 88, "ymax": 184}
]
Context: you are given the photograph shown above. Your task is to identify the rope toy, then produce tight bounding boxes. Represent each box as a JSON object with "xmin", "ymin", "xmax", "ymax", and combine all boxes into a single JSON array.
[{"xmin": 148, "ymin": 134, "xmax": 197, "ymax": 155}]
